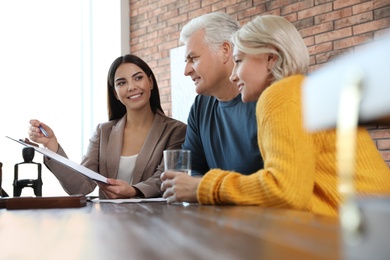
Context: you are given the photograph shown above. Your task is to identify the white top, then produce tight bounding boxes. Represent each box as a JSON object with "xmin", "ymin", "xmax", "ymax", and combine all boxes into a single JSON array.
[{"xmin": 117, "ymin": 154, "xmax": 138, "ymax": 184}]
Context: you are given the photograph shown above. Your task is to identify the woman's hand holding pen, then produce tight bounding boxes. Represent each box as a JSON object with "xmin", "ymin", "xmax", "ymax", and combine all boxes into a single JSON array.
[{"xmin": 28, "ymin": 119, "xmax": 59, "ymax": 152}]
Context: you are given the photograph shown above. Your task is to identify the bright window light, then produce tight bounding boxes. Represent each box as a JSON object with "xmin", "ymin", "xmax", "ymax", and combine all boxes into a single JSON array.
[{"xmin": 0, "ymin": 0, "xmax": 122, "ymax": 196}]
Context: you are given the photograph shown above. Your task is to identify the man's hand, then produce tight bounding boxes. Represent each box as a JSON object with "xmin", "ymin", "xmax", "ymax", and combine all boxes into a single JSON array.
[{"xmin": 160, "ymin": 171, "xmax": 201, "ymax": 203}]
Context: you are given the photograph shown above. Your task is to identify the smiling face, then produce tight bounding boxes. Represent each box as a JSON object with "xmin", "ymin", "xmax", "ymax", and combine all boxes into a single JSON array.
[
  {"xmin": 230, "ymin": 48, "xmax": 276, "ymax": 103},
  {"xmin": 183, "ymin": 29, "xmax": 227, "ymax": 96},
  {"xmin": 114, "ymin": 63, "xmax": 153, "ymax": 112}
]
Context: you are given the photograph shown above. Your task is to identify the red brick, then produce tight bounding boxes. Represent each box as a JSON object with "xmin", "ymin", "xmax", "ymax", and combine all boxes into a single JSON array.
[
  {"xmin": 139, "ymin": 31, "xmax": 158, "ymax": 42},
  {"xmin": 309, "ymin": 55, "xmax": 316, "ymax": 66},
  {"xmin": 308, "ymin": 41, "xmax": 333, "ymax": 55},
  {"xmin": 130, "ymin": 0, "xmax": 147, "ymax": 11},
  {"xmin": 158, "ymin": 57, "xmax": 170, "ymax": 66},
  {"xmin": 158, "ymin": 40, "xmax": 178, "ymax": 52},
  {"xmin": 293, "ymin": 17, "xmax": 314, "ymax": 30},
  {"xmin": 211, "ymin": 0, "xmax": 236, "ymax": 12},
  {"xmin": 158, "ymin": 25, "xmax": 178, "ymax": 37},
  {"xmin": 374, "ymin": 0, "xmax": 390, "ymax": 9},
  {"xmin": 378, "ymin": 140, "xmax": 390, "ymax": 150},
  {"xmin": 147, "ymin": 38, "xmax": 163, "ymax": 48},
  {"xmin": 167, "ymin": 0, "xmax": 189, "ymax": 11},
  {"xmin": 131, "ymin": 12, "xmax": 148, "ymax": 23},
  {"xmin": 131, "ymin": 41, "xmax": 148, "ymax": 52},
  {"xmin": 283, "ymin": 12, "xmax": 298, "ymax": 22},
  {"xmin": 315, "ymin": 8, "xmax": 353, "ymax": 24},
  {"xmin": 161, "ymin": 102, "xmax": 171, "ymax": 110},
  {"xmin": 281, "ymin": 0, "xmax": 314, "ymax": 15},
  {"xmin": 263, "ymin": 9, "xmax": 282, "ymax": 16},
  {"xmin": 352, "ymin": 1, "xmax": 374, "ymax": 15},
  {"xmin": 157, "ymin": 70, "xmax": 171, "ymax": 81},
  {"xmin": 138, "ymin": 2, "xmax": 158, "ymax": 15},
  {"xmin": 226, "ymin": 1, "xmax": 253, "ymax": 14},
  {"xmin": 159, "ymin": 94, "xmax": 171, "ymax": 103},
  {"xmin": 334, "ymin": 11, "xmax": 373, "ymax": 29},
  {"xmin": 147, "ymin": 22, "xmax": 167, "ymax": 33},
  {"xmin": 374, "ymin": 5, "xmax": 390, "ymax": 19},
  {"xmin": 156, "ymin": 0, "xmax": 180, "ymax": 8},
  {"xmin": 299, "ymin": 21, "xmax": 334, "ymax": 38},
  {"xmin": 315, "ymin": 48, "xmax": 351, "ymax": 63},
  {"xmin": 159, "ymin": 83, "xmax": 171, "ymax": 93},
  {"xmin": 334, "ymin": 0, "xmax": 365, "ymax": 10},
  {"xmin": 148, "ymin": 6, "xmax": 168, "ymax": 17},
  {"xmin": 303, "ymin": 36, "xmax": 315, "ymax": 46},
  {"xmin": 179, "ymin": 2, "xmax": 201, "ymax": 14},
  {"xmin": 333, "ymin": 33, "xmax": 373, "ymax": 50},
  {"xmin": 369, "ymin": 129, "xmax": 390, "ymax": 139},
  {"xmin": 380, "ymin": 150, "xmax": 390, "ymax": 161},
  {"xmin": 353, "ymin": 18, "xmax": 390, "ymax": 35},
  {"xmin": 143, "ymin": 46, "xmax": 159, "ymax": 56},
  {"xmin": 266, "ymin": 0, "xmax": 297, "ymax": 10},
  {"xmin": 154, "ymin": 49, "xmax": 169, "ymax": 59},
  {"xmin": 237, "ymin": 5, "xmax": 267, "ymax": 20},
  {"xmin": 188, "ymin": 6, "xmax": 212, "ymax": 20},
  {"xmin": 254, "ymin": 0, "xmax": 269, "ymax": 5},
  {"xmin": 201, "ymin": 0, "xmax": 220, "ymax": 6},
  {"xmin": 167, "ymin": 14, "xmax": 189, "ymax": 26},
  {"xmin": 315, "ymin": 27, "xmax": 352, "ymax": 44},
  {"xmin": 130, "ymin": 27, "xmax": 147, "ymax": 38},
  {"xmin": 153, "ymin": 65, "xmax": 170, "ymax": 75},
  {"xmin": 297, "ymin": 3, "xmax": 333, "ymax": 20},
  {"xmin": 158, "ymin": 9, "xmax": 178, "ymax": 22},
  {"xmin": 138, "ymin": 18, "xmax": 157, "ymax": 30}
]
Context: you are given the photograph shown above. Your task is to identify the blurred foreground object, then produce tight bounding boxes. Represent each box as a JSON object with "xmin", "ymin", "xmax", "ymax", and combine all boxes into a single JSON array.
[
  {"xmin": 303, "ymin": 32, "xmax": 390, "ymax": 131},
  {"xmin": 302, "ymin": 32, "xmax": 390, "ymax": 260}
]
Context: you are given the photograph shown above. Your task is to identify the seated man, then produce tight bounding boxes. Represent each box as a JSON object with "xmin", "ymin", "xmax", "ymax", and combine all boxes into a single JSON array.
[{"xmin": 180, "ymin": 12, "xmax": 264, "ymax": 177}]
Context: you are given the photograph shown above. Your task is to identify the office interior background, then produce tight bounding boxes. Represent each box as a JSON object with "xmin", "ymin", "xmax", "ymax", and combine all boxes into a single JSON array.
[{"xmin": 0, "ymin": 0, "xmax": 389, "ymax": 197}]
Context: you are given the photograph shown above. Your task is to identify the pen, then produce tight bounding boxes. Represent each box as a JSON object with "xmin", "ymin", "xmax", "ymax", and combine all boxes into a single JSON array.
[{"xmin": 38, "ymin": 125, "xmax": 49, "ymax": 137}]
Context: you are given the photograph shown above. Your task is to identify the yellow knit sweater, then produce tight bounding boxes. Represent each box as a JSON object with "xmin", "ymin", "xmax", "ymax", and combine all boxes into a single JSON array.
[{"xmin": 197, "ymin": 75, "xmax": 390, "ymax": 217}]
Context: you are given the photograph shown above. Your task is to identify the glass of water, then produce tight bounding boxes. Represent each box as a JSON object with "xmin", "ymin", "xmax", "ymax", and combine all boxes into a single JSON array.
[{"xmin": 163, "ymin": 150, "xmax": 191, "ymax": 176}]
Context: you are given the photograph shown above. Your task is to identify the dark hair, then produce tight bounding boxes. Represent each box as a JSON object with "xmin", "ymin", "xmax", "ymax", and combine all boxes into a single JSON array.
[{"xmin": 107, "ymin": 54, "xmax": 164, "ymax": 120}]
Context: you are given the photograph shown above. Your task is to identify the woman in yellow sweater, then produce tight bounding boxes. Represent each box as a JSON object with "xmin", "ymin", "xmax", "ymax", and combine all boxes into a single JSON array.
[{"xmin": 161, "ymin": 15, "xmax": 390, "ymax": 216}]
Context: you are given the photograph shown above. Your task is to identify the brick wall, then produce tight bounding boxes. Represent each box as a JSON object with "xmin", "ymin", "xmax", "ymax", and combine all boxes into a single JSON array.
[{"xmin": 128, "ymin": 0, "xmax": 390, "ymax": 167}]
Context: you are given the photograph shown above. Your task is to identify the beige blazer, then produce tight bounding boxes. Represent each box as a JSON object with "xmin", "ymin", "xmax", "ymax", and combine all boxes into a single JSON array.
[{"xmin": 45, "ymin": 111, "xmax": 186, "ymax": 198}]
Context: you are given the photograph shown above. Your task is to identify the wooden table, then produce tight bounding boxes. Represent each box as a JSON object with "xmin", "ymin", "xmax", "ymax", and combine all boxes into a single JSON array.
[{"xmin": 0, "ymin": 201, "xmax": 341, "ymax": 259}]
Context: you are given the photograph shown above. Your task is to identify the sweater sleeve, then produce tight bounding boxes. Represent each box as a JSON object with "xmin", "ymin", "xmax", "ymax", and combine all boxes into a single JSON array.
[{"xmin": 197, "ymin": 75, "xmax": 316, "ymax": 210}]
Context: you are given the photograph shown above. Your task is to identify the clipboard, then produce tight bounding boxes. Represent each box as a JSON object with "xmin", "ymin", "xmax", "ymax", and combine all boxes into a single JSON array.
[{"xmin": 6, "ymin": 136, "xmax": 108, "ymax": 184}]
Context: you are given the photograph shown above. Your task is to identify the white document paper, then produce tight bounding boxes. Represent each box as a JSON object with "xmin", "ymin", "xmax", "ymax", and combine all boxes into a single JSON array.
[
  {"xmin": 6, "ymin": 136, "xmax": 108, "ymax": 184},
  {"xmin": 92, "ymin": 198, "xmax": 167, "ymax": 203}
]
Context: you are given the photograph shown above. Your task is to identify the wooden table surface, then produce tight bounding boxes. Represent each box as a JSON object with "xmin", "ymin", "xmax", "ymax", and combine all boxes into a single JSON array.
[{"xmin": 0, "ymin": 201, "xmax": 341, "ymax": 260}]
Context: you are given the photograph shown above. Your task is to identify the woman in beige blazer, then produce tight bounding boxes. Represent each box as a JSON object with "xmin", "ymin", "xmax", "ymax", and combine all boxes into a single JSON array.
[{"xmin": 28, "ymin": 54, "xmax": 186, "ymax": 199}]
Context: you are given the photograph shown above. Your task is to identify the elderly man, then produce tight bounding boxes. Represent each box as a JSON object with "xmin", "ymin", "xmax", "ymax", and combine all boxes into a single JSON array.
[{"xmin": 161, "ymin": 12, "xmax": 263, "ymax": 203}]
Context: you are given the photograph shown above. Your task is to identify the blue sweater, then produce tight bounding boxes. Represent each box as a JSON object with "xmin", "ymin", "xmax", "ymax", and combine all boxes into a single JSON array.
[{"xmin": 183, "ymin": 94, "xmax": 263, "ymax": 176}]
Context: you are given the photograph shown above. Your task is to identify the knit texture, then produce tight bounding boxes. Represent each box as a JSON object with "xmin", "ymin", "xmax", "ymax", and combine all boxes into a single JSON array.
[{"xmin": 197, "ymin": 75, "xmax": 390, "ymax": 217}]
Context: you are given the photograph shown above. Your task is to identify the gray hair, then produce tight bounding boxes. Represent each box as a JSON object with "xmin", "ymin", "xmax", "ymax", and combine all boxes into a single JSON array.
[
  {"xmin": 231, "ymin": 15, "xmax": 309, "ymax": 83},
  {"xmin": 180, "ymin": 12, "xmax": 240, "ymax": 52}
]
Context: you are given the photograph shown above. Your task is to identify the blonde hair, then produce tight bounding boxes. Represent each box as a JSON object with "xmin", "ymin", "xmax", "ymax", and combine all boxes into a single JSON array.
[{"xmin": 231, "ymin": 15, "xmax": 309, "ymax": 83}]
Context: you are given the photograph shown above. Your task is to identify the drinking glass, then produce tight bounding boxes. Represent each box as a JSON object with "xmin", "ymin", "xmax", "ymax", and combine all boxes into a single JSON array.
[{"xmin": 163, "ymin": 150, "xmax": 191, "ymax": 176}]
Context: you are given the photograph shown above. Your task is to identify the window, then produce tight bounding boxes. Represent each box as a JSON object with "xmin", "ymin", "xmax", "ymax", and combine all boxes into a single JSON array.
[{"xmin": 0, "ymin": 0, "xmax": 125, "ymax": 196}]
